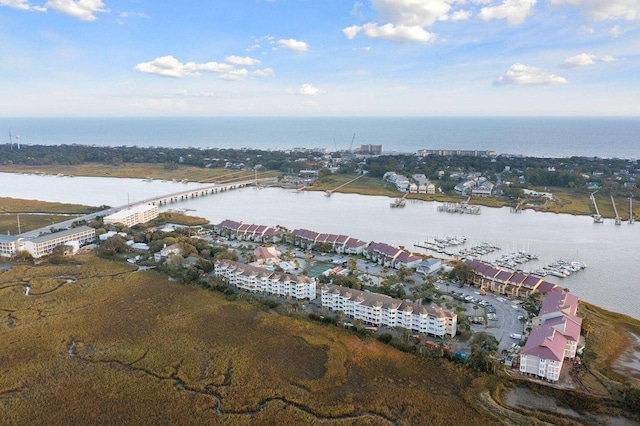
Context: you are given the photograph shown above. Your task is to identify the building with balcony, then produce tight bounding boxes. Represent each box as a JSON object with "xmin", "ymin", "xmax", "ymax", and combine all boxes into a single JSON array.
[
  {"xmin": 22, "ymin": 226, "xmax": 96, "ymax": 259},
  {"xmin": 321, "ymin": 284, "xmax": 457, "ymax": 338},
  {"xmin": 214, "ymin": 260, "xmax": 316, "ymax": 300},
  {"xmin": 104, "ymin": 204, "xmax": 159, "ymax": 227}
]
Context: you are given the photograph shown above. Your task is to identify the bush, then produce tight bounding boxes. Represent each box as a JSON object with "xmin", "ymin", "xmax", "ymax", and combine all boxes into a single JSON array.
[{"xmin": 377, "ymin": 333, "xmax": 393, "ymax": 344}]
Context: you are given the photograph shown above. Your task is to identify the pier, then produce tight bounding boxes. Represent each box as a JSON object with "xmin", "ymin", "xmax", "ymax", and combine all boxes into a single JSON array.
[{"xmin": 325, "ymin": 174, "xmax": 364, "ymax": 197}]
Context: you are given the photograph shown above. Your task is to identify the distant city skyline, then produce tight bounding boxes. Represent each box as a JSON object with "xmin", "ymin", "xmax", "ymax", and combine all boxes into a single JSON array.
[{"xmin": 1, "ymin": 0, "xmax": 639, "ymax": 117}]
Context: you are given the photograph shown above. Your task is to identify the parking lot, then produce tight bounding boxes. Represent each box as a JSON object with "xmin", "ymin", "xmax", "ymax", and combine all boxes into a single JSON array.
[{"xmin": 445, "ymin": 284, "xmax": 528, "ymax": 353}]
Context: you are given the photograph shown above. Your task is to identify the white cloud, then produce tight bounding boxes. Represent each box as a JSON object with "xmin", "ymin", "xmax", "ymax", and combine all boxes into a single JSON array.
[
  {"xmin": 44, "ymin": 0, "xmax": 108, "ymax": 21},
  {"xmin": 450, "ymin": 9, "xmax": 472, "ymax": 20},
  {"xmin": 134, "ymin": 56, "xmax": 233, "ymax": 78},
  {"xmin": 277, "ymin": 38, "xmax": 309, "ymax": 52},
  {"xmin": 225, "ymin": 55, "xmax": 261, "ymax": 66},
  {"xmin": 343, "ymin": 25, "xmax": 362, "ymax": 40},
  {"xmin": 298, "ymin": 84, "xmax": 322, "ymax": 96},
  {"xmin": 219, "ymin": 69, "xmax": 250, "ymax": 81},
  {"xmin": 493, "ymin": 63, "xmax": 569, "ymax": 86},
  {"xmin": 559, "ymin": 53, "xmax": 596, "ymax": 68},
  {"xmin": 344, "ymin": 23, "xmax": 437, "ymax": 42},
  {"xmin": 176, "ymin": 90, "xmax": 216, "ymax": 98},
  {"xmin": 550, "ymin": 0, "xmax": 640, "ymax": 21},
  {"xmin": 195, "ymin": 61, "xmax": 234, "ymax": 73},
  {"xmin": 479, "ymin": 0, "xmax": 536, "ymax": 25},
  {"xmin": 609, "ymin": 25, "xmax": 623, "ymax": 37},
  {"xmin": 117, "ymin": 11, "xmax": 150, "ymax": 25},
  {"xmin": 252, "ymin": 68, "xmax": 275, "ymax": 77},
  {"xmin": 371, "ymin": 0, "xmax": 453, "ymax": 27},
  {"xmin": 559, "ymin": 53, "xmax": 618, "ymax": 67},
  {"xmin": 0, "ymin": 0, "xmax": 45, "ymax": 11}
]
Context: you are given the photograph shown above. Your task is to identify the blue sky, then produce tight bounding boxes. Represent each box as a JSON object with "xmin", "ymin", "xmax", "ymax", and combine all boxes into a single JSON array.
[{"xmin": 1, "ymin": 0, "xmax": 639, "ymax": 116}]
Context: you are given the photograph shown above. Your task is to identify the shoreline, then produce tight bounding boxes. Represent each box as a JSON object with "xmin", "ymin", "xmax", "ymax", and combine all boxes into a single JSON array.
[{"xmin": 2, "ymin": 165, "xmax": 634, "ymax": 220}]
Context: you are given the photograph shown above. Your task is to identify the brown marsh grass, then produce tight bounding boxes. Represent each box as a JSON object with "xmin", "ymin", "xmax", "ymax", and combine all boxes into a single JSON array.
[{"xmin": 0, "ymin": 255, "xmax": 494, "ymax": 425}]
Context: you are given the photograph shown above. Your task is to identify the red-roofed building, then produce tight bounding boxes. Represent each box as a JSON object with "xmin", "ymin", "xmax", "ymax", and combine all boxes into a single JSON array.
[
  {"xmin": 343, "ymin": 238, "xmax": 367, "ymax": 254},
  {"xmin": 216, "ymin": 219, "xmax": 283, "ymax": 243},
  {"xmin": 520, "ymin": 289, "xmax": 582, "ymax": 382},
  {"xmin": 520, "ymin": 324, "xmax": 567, "ymax": 381}
]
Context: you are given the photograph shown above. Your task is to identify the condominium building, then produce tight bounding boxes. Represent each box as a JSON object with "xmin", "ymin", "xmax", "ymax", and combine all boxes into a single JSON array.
[
  {"xmin": 104, "ymin": 204, "xmax": 159, "ymax": 227},
  {"xmin": 0, "ymin": 235, "xmax": 22, "ymax": 258},
  {"xmin": 214, "ymin": 260, "xmax": 317, "ymax": 300},
  {"xmin": 22, "ymin": 226, "xmax": 96, "ymax": 259},
  {"xmin": 519, "ymin": 290, "xmax": 582, "ymax": 382},
  {"xmin": 215, "ymin": 219, "xmax": 284, "ymax": 243},
  {"xmin": 321, "ymin": 284, "xmax": 457, "ymax": 338}
]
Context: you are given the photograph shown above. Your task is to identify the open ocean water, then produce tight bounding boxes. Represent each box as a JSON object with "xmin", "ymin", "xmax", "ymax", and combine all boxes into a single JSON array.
[{"xmin": 1, "ymin": 117, "xmax": 639, "ymax": 158}]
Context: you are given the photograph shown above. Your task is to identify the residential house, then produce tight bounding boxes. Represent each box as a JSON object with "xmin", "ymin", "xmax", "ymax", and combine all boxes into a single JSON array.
[{"xmin": 417, "ymin": 258, "xmax": 442, "ymax": 275}]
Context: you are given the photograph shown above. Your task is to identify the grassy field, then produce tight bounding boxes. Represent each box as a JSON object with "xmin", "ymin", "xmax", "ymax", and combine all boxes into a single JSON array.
[
  {"xmin": 309, "ymin": 175, "xmax": 401, "ymax": 197},
  {"xmin": 0, "ymin": 163, "xmax": 281, "ymax": 184},
  {"xmin": 579, "ymin": 301, "xmax": 640, "ymax": 385},
  {"xmin": 0, "ymin": 256, "xmax": 496, "ymax": 425},
  {"xmin": 0, "ymin": 197, "xmax": 100, "ymax": 235}
]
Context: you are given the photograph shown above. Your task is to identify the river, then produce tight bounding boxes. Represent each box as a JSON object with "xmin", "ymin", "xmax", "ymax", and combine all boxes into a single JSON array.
[{"xmin": 1, "ymin": 172, "xmax": 638, "ymax": 319}]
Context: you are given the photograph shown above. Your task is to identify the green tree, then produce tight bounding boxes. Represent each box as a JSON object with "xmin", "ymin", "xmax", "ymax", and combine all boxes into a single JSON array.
[
  {"xmin": 97, "ymin": 236, "xmax": 130, "ymax": 257},
  {"xmin": 468, "ymin": 332, "xmax": 499, "ymax": 373}
]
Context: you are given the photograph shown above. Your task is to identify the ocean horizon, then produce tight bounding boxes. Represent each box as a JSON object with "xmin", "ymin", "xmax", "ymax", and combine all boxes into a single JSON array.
[{"xmin": 1, "ymin": 116, "xmax": 639, "ymax": 159}]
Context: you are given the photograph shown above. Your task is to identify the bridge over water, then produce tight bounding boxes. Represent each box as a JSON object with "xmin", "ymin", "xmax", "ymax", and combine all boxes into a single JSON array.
[
  {"xmin": 135, "ymin": 177, "xmax": 278, "ymax": 207},
  {"xmin": 18, "ymin": 177, "xmax": 278, "ymax": 238}
]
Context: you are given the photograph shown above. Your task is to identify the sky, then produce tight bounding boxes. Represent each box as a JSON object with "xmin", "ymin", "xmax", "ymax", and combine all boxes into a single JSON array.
[{"xmin": 0, "ymin": 0, "xmax": 639, "ymax": 117}]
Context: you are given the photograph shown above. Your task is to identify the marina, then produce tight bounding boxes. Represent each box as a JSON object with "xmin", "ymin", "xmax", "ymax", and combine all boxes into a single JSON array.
[{"xmin": 454, "ymin": 242, "xmax": 502, "ymax": 260}]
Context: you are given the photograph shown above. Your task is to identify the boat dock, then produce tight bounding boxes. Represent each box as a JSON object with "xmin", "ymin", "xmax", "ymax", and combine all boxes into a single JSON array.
[{"xmin": 437, "ymin": 202, "xmax": 481, "ymax": 215}]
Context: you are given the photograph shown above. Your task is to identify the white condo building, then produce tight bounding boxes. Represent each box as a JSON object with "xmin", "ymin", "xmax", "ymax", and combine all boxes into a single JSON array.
[
  {"xmin": 104, "ymin": 204, "xmax": 159, "ymax": 227},
  {"xmin": 214, "ymin": 260, "xmax": 316, "ymax": 300},
  {"xmin": 0, "ymin": 235, "xmax": 23, "ymax": 258},
  {"xmin": 321, "ymin": 284, "xmax": 457, "ymax": 338},
  {"xmin": 22, "ymin": 226, "xmax": 96, "ymax": 259}
]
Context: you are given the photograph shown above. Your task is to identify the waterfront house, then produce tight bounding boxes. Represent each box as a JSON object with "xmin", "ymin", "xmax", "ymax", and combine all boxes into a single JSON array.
[
  {"xmin": 215, "ymin": 219, "xmax": 283, "ymax": 243},
  {"xmin": 466, "ymin": 260, "xmax": 559, "ymax": 298},
  {"xmin": 342, "ymin": 237, "xmax": 367, "ymax": 254}
]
